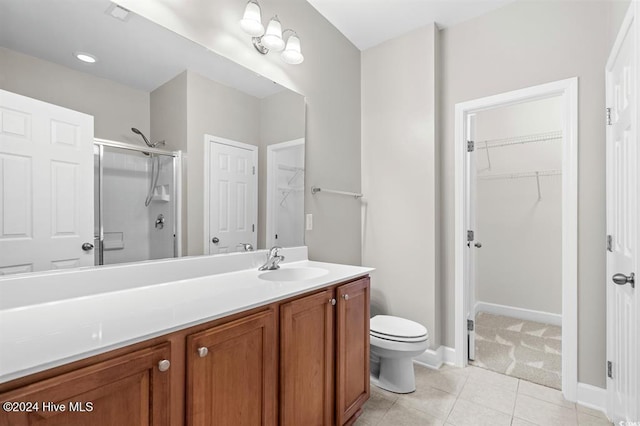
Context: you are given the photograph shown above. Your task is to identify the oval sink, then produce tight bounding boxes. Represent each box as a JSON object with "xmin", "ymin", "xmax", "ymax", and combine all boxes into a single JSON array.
[{"xmin": 258, "ymin": 267, "xmax": 329, "ymax": 282}]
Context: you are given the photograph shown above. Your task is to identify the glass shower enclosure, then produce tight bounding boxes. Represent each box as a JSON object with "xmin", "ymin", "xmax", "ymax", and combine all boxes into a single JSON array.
[{"xmin": 93, "ymin": 139, "xmax": 181, "ymax": 266}]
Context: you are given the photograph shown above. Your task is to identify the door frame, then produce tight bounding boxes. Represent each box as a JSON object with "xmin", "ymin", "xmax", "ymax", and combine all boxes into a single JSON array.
[
  {"xmin": 454, "ymin": 78, "xmax": 579, "ymax": 401},
  {"xmin": 265, "ymin": 138, "xmax": 305, "ymax": 248},
  {"xmin": 203, "ymin": 134, "xmax": 258, "ymax": 254}
]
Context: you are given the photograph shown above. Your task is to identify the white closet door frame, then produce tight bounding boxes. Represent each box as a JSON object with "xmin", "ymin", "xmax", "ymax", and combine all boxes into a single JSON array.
[
  {"xmin": 265, "ymin": 138, "xmax": 305, "ymax": 249},
  {"xmin": 454, "ymin": 78, "xmax": 578, "ymax": 401}
]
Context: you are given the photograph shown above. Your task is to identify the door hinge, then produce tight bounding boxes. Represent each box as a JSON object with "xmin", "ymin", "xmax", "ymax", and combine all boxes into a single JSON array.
[
  {"xmin": 252, "ymin": 166, "xmax": 256, "ymax": 175},
  {"xmin": 606, "ymin": 107, "xmax": 612, "ymax": 126},
  {"xmin": 607, "ymin": 235, "xmax": 613, "ymax": 252},
  {"xmin": 467, "ymin": 319, "xmax": 475, "ymax": 331},
  {"xmin": 252, "ymin": 224, "xmax": 255, "ymax": 232},
  {"xmin": 467, "ymin": 140, "xmax": 475, "ymax": 152},
  {"xmin": 607, "ymin": 361, "xmax": 613, "ymax": 378},
  {"xmin": 467, "ymin": 230, "xmax": 474, "ymax": 242}
]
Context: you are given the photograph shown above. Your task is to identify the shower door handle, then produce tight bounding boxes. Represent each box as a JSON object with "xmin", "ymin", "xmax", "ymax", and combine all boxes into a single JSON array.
[{"xmin": 82, "ymin": 242, "xmax": 94, "ymax": 251}]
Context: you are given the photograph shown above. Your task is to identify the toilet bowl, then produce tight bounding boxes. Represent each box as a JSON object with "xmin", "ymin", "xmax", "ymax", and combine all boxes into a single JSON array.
[{"xmin": 369, "ymin": 315, "xmax": 429, "ymax": 394}]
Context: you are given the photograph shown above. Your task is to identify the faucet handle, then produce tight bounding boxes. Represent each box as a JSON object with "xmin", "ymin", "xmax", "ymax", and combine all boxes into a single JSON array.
[{"xmin": 268, "ymin": 246, "xmax": 283, "ymax": 256}]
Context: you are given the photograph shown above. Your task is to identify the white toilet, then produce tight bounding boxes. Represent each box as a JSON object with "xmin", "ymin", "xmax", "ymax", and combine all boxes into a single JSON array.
[{"xmin": 369, "ymin": 315, "xmax": 429, "ymax": 394}]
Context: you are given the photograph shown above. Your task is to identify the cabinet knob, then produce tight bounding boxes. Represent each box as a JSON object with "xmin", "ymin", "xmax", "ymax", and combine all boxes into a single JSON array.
[
  {"xmin": 197, "ymin": 347, "xmax": 209, "ymax": 358},
  {"xmin": 158, "ymin": 359, "xmax": 171, "ymax": 372},
  {"xmin": 342, "ymin": 294, "xmax": 349, "ymax": 301},
  {"xmin": 329, "ymin": 298, "xmax": 336, "ymax": 306}
]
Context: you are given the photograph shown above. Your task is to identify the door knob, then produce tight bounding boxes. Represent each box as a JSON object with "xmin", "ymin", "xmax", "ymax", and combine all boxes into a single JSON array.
[
  {"xmin": 474, "ymin": 242, "xmax": 482, "ymax": 248},
  {"xmin": 197, "ymin": 347, "xmax": 209, "ymax": 358},
  {"xmin": 342, "ymin": 294, "xmax": 349, "ymax": 300},
  {"xmin": 82, "ymin": 242, "xmax": 94, "ymax": 251},
  {"xmin": 612, "ymin": 272, "xmax": 635, "ymax": 288},
  {"xmin": 211, "ymin": 237, "xmax": 219, "ymax": 244},
  {"xmin": 329, "ymin": 298, "xmax": 336, "ymax": 306}
]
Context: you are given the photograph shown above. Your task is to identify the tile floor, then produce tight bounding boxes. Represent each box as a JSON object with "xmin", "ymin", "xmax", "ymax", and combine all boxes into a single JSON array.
[{"xmin": 355, "ymin": 364, "xmax": 612, "ymax": 426}]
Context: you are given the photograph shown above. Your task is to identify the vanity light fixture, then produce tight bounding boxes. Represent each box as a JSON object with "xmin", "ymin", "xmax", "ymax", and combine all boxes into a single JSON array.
[
  {"xmin": 240, "ymin": 0, "xmax": 304, "ymax": 65},
  {"xmin": 74, "ymin": 52, "xmax": 97, "ymax": 63}
]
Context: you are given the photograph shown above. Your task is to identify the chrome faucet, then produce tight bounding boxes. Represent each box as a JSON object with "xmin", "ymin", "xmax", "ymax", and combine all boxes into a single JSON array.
[
  {"xmin": 237, "ymin": 243, "xmax": 254, "ymax": 252},
  {"xmin": 259, "ymin": 246, "xmax": 285, "ymax": 271}
]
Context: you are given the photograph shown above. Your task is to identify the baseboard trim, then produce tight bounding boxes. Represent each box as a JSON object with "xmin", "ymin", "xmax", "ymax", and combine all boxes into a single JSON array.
[
  {"xmin": 475, "ymin": 301, "xmax": 562, "ymax": 326},
  {"xmin": 413, "ymin": 346, "xmax": 456, "ymax": 370},
  {"xmin": 576, "ymin": 382, "xmax": 607, "ymax": 414}
]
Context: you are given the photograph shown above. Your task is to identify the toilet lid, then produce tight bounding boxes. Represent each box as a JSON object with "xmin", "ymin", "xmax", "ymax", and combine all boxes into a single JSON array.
[{"xmin": 370, "ymin": 315, "xmax": 428, "ymax": 339}]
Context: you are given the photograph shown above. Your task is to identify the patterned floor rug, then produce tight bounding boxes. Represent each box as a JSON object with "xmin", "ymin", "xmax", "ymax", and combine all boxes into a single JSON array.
[{"xmin": 470, "ymin": 312, "xmax": 562, "ymax": 390}]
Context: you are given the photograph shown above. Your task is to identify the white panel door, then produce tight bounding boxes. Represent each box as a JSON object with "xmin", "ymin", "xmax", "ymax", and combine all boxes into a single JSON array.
[
  {"xmin": 208, "ymin": 140, "xmax": 257, "ymax": 254},
  {"xmin": 606, "ymin": 3, "xmax": 638, "ymax": 422},
  {"xmin": 466, "ymin": 113, "xmax": 477, "ymax": 361},
  {"xmin": 0, "ymin": 89, "xmax": 94, "ymax": 274}
]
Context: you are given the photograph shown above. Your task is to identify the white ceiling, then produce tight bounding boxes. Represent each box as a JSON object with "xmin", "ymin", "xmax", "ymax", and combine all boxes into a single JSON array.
[
  {"xmin": 0, "ymin": 0, "xmax": 283, "ymax": 98},
  {"xmin": 305, "ymin": 0, "xmax": 516, "ymax": 51}
]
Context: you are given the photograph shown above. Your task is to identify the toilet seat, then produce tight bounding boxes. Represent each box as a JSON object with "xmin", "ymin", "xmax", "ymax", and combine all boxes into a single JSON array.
[{"xmin": 370, "ymin": 315, "xmax": 428, "ymax": 343}]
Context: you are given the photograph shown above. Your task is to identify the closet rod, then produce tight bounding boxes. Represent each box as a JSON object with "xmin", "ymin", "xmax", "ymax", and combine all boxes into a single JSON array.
[
  {"xmin": 477, "ymin": 130, "xmax": 563, "ymax": 149},
  {"xmin": 477, "ymin": 169, "xmax": 562, "ymax": 181},
  {"xmin": 311, "ymin": 186, "xmax": 363, "ymax": 199}
]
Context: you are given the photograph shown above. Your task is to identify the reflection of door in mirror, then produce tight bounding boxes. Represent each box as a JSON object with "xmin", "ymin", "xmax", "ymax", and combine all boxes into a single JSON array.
[
  {"xmin": 205, "ymin": 136, "xmax": 258, "ymax": 254},
  {"xmin": 0, "ymin": 89, "xmax": 94, "ymax": 274},
  {"xmin": 266, "ymin": 139, "xmax": 305, "ymax": 248}
]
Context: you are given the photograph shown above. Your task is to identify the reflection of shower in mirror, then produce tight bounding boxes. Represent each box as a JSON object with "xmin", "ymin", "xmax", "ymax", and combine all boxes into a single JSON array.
[
  {"xmin": 94, "ymin": 138, "xmax": 180, "ymax": 267},
  {"xmin": 130, "ymin": 127, "xmax": 166, "ymax": 206}
]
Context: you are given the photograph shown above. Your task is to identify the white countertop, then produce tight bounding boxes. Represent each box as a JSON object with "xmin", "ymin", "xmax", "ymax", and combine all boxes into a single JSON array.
[{"xmin": 0, "ymin": 257, "xmax": 372, "ymax": 384}]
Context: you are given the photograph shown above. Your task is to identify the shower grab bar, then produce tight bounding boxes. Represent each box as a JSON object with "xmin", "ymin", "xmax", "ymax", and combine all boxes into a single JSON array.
[
  {"xmin": 94, "ymin": 138, "xmax": 179, "ymax": 157},
  {"xmin": 311, "ymin": 186, "xmax": 363, "ymax": 199}
]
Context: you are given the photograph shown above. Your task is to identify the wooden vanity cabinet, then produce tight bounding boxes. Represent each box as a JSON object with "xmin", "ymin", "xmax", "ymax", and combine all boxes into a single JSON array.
[
  {"xmin": 280, "ymin": 276, "xmax": 370, "ymax": 426},
  {"xmin": 0, "ymin": 275, "xmax": 370, "ymax": 426},
  {"xmin": 0, "ymin": 343, "xmax": 171, "ymax": 426},
  {"xmin": 186, "ymin": 308, "xmax": 277, "ymax": 426}
]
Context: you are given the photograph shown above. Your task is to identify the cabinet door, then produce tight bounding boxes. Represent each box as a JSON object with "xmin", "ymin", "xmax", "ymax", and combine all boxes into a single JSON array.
[
  {"xmin": 186, "ymin": 309, "xmax": 277, "ymax": 426},
  {"xmin": 336, "ymin": 277, "xmax": 370, "ymax": 425},
  {"xmin": 280, "ymin": 288, "xmax": 334, "ymax": 426},
  {"xmin": 0, "ymin": 343, "xmax": 171, "ymax": 426}
]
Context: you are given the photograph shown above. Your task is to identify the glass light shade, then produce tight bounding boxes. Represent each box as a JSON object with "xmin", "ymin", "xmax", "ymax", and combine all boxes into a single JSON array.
[
  {"xmin": 262, "ymin": 17, "xmax": 285, "ymax": 51},
  {"xmin": 281, "ymin": 34, "xmax": 304, "ymax": 64},
  {"xmin": 240, "ymin": 0, "xmax": 264, "ymax": 37}
]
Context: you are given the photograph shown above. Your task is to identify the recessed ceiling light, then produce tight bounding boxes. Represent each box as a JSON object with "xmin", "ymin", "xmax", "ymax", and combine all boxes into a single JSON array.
[
  {"xmin": 105, "ymin": 3, "xmax": 130, "ymax": 21},
  {"xmin": 74, "ymin": 52, "xmax": 97, "ymax": 64}
]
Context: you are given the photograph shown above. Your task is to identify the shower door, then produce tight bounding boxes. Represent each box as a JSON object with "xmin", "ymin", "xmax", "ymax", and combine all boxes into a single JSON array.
[{"xmin": 95, "ymin": 141, "xmax": 179, "ymax": 266}]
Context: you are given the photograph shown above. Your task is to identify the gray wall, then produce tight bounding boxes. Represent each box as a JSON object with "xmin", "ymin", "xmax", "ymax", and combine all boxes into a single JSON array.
[
  {"xmin": 0, "ymin": 47, "xmax": 150, "ymax": 142},
  {"xmin": 150, "ymin": 71, "xmax": 188, "ymax": 252},
  {"xmin": 439, "ymin": 0, "xmax": 626, "ymax": 388},
  {"xmin": 117, "ymin": 0, "xmax": 362, "ymax": 265},
  {"xmin": 361, "ymin": 25, "xmax": 439, "ymax": 345}
]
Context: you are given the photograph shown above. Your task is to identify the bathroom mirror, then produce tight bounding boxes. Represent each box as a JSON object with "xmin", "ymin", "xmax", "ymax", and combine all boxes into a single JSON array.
[{"xmin": 0, "ymin": 0, "xmax": 305, "ymax": 274}]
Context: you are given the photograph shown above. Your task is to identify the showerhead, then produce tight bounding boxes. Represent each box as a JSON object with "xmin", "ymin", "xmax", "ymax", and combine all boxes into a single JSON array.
[{"xmin": 131, "ymin": 127, "xmax": 152, "ymax": 147}]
